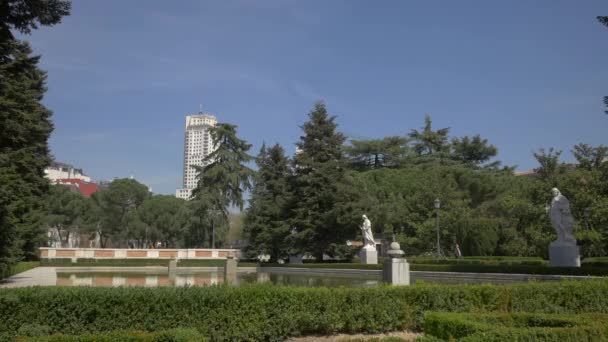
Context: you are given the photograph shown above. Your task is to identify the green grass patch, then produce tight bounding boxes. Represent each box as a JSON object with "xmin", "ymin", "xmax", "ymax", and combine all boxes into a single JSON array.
[{"xmin": 2, "ymin": 279, "xmax": 608, "ymax": 340}]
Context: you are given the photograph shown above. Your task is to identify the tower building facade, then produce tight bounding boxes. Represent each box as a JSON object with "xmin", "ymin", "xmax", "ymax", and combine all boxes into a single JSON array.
[{"xmin": 175, "ymin": 113, "xmax": 218, "ymax": 200}]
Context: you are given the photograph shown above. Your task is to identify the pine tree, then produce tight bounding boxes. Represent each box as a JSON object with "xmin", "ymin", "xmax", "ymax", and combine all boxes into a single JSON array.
[
  {"xmin": 290, "ymin": 102, "xmax": 359, "ymax": 260},
  {"xmin": 0, "ymin": 40, "xmax": 54, "ymax": 268},
  {"xmin": 191, "ymin": 123, "xmax": 253, "ymax": 248},
  {"xmin": 244, "ymin": 143, "xmax": 293, "ymax": 260},
  {"xmin": 0, "ymin": 0, "xmax": 70, "ymax": 275},
  {"xmin": 344, "ymin": 136, "xmax": 410, "ymax": 170},
  {"xmin": 408, "ymin": 114, "xmax": 451, "ymax": 156}
]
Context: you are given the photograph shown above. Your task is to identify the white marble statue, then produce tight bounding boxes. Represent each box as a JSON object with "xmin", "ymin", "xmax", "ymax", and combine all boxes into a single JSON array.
[
  {"xmin": 360, "ymin": 214, "xmax": 376, "ymax": 250},
  {"xmin": 549, "ymin": 188, "xmax": 576, "ymax": 245}
]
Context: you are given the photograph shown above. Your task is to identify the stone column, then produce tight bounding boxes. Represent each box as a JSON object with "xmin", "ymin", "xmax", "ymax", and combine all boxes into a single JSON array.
[
  {"xmin": 224, "ymin": 256, "xmax": 237, "ymax": 285},
  {"xmin": 382, "ymin": 240, "xmax": 410, "ymax": 286}
]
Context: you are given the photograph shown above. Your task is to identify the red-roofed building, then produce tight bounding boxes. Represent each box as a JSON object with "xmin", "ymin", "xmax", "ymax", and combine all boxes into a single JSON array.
[{"xmin": 56, "ymin": 179, "xmax": 100, "ymax": 198}]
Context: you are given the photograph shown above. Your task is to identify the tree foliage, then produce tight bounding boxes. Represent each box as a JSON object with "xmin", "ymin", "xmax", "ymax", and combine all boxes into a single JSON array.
[
  {"xmin": 345, "ymin": 136, "xmax": 409, "ymax": 170},
  {"xmin": 408, "ymin": 114, "xmax": 451, "ymax": 156},
  {"xmin": 0, "ymin": 0, "xmax": 70, "ymax": 274},
  {"xmin": 190, "ymin": 123, "xmax": 253, "ymax": 248},
  {"xmin": 0, "ymin": 40, "xmax": 54, "ymax": 267},
  {"xmin": 243, "ymin": 144, "xmax": 293, "ymax": 260},
  {"xmin": 290, "ymin": 102, "xmax": 359, "ymax": 259}
]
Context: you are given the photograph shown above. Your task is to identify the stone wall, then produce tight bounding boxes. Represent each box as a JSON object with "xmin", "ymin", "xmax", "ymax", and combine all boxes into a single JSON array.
[{"xmin": 39, "ymin": 248, "xmax": 241, "ymax": 260}]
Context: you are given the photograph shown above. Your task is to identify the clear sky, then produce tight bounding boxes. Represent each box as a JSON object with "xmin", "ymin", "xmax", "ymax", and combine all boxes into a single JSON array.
[{"xmin": 22, "ymin": 0, "xmax": 608, "ymax": 194}]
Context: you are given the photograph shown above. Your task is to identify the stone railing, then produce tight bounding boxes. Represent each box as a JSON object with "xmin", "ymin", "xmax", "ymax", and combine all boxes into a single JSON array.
[{"xmin": 39, "ymin": 247, "xmax": 241, "ymax": 260}]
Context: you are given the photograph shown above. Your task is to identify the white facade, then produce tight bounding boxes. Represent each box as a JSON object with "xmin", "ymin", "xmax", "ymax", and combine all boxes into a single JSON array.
[
  {"xmin": 44, "ymin": 162, "xmax": 91, "ymax": 183},
  {"xmin": 176, "ymin": 113, "xmax": 218, "ymax": 200}
]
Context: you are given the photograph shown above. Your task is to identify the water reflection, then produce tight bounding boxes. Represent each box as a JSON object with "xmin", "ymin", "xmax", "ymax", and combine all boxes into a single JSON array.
[
  {"xmin": 54, "ymin": 270, "xmax": 570, "ymax": 288},
  {"xmin": 56, "ymin": 271, "xmax": 380, "ymax": 287}
]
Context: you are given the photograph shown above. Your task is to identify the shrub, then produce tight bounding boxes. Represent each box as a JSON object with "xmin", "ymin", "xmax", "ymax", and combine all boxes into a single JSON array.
[
  {"xmin": 423, "ymin": 312, "xmax": 608, "ymax": 341},
  {"xmin": 1, "ymin": 281, "xmax": 608, "ymax": 340},
  {"xmin": 18, "ymin": 328, "xmax": 205, "ymax": 341}
]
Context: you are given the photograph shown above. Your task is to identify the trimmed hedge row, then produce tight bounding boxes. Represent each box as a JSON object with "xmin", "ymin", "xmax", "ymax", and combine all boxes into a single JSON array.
[
  {"xmin": 423, "ymin": 312, "xmax": 608, "ymax": 341},
  {"xmin": 582, "ymin": 257, "xmax": 608, "ymax": 267},
  {"xmin": 408, "ymin": 257, "xmax": 547, "ymax": 266},
  {"xmin": 409, "ymin": 263, "xmax": 608, "ymax": 276},
  {"xmin": 2, "ymin": 280, "xmax": 608, "ymax": 341},
  {"xmin": 40, "ymin": 259, "xmax": 257, "ymax": 268},
  {"xmin": 262, "ymin": 262, "xmax": 608, "ymax": 276},
  {"xmin": 17, "ymin": 328, "xmax": 205, "ymax": 341}
]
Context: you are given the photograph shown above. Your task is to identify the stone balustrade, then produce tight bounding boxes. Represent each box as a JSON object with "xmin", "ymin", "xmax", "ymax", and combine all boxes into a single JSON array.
[{"xmin": 39, "ymin": 247, "xmax": 241, "ymax": 260}]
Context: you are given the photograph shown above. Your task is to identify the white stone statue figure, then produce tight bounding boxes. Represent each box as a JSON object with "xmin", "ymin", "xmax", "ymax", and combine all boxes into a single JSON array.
[
  {"xmin": 549, "ymin": 188, "xmax": 576, "ymax": 245},
  {"xmin": 360, "ymin": 214, "xmax": 376, "ymax": 250}
]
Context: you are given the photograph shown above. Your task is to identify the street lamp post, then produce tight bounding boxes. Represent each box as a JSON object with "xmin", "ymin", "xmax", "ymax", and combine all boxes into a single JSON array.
[{"xmin": 434, "ymin": 198, "xmax": 441, "ymax": 257}]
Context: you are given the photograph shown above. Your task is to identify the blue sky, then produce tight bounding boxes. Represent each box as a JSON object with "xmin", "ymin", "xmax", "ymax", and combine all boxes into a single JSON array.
[{"xmin": 22, "ymin": 0, "xmax": 608, "ymax": 194}]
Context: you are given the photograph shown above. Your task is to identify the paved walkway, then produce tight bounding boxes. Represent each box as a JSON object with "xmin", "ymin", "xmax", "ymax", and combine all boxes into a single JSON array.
[{"xmin": 0, "ymin": 267, "xmax": 57, "ymax": 288}]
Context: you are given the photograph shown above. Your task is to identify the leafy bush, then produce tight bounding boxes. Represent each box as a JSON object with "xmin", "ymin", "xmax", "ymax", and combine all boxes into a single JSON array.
[
  {"xmin": 1, "ymin": 280, "xmax": 608, "ymax": 340},
  {"xmin": 423, "ymin": 312, "xmax": 608, "ymax": 341},
  {"xmin": 19, "ymin": 328, "xmax": 205, "ymax": 341}
]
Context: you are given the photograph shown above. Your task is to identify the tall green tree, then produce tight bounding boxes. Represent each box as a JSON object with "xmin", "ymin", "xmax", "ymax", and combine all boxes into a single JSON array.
[
  {"xmin": 408, "ymin": 114, "xmax": 451, "ymax": 157},
  {"xmin": 191, "ymin": 123, "xmax": 253, "ymax": 248},
  {"xmin": 533, "ymin": 148, "xmax": 566, "ymax": 183},
  {"xmin": 0, "ymin": 0, "xmax": 70, "ymax": 42},
  {"xmin": 0, "ymin": 41, "xmax": 53, "ymax": 266},
  {"xmin": 344, "ymin": 136, "xmax": 409, "ymax": 170},
  {"xmin": 43, "ymin": 185, "xmax": 88, "ymax": 248},
  {"xmin": 135, "ymin": 195, "xmax": 187, "ymax": 248},
  {"xmin": 244, "ymin": 144, "xmax": 293, "ymax": 260},
  {"xmin": 290, "ymin": 102, "xmax": 359, "ymax": 260},
  {"xmin": 0, "ymin": 0, "xmax": 70, "ymax": 273},
  {"xmin": 451, "ymin": 134, "xmax": 498, "ymax": 167},
  {"xmin": 572, "ymin": 143, "xmax": 608, "ymax": 171},
  {"xmin": 86, "ymin": 178, "xmax": 150, "ymax": 247}
]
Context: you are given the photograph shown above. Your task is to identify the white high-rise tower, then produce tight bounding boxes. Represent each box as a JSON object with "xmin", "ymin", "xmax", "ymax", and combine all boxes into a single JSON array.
[{"xmin": 175, "ymin": 112, "xmax": 218, "ymax": 200}]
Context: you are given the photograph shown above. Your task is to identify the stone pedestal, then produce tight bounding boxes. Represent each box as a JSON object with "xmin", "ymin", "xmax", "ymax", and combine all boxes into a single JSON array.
[
  {"xmin": 549, "ymin": 242, "xmax": 580, "ymax": 267},
  {"xmin": 289, "ymin": 254, "xmax": 303, "ymax": 264},
  {"xmin": 361, "ymin": 247, "xmax": 378, "ymax": 265},
  {"xmin": 168, "ymin": 259, "xmax": 178, "ymax": 274},
  {"xmin": 224, "ymin": 257, "xmax": 237, "ymax": 284},
  {"xmin": 383, "ymin": 258, "xmax": 410, "ymax": 285}
]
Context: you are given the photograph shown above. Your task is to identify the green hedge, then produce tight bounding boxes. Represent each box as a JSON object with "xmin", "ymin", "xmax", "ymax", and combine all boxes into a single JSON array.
[
  {"xmin": 40, "ymin": 259, "xmax": 257, "ymax": 268},
  {"xmin": 423, "ymin": 312, "xmax": 608, "ymax": 341},
  {"xmin": 408, "ymin": 257, "xmax": 547, "ymax": 266},
  {"xmin": 17, "ymin": 328, "xmax": 205, "ymax": 341},
  {"xmin": 0, "ymin": 262, "xmax": 40, "ymax": 280},
  {"xmin": 582, "ymin": 257, "xmax": 608, "ymax": 267},
  {"xmin": 2, "ymin": 280, "xmax": 608, "ymax": 341},
  {"xmin": 262, "ymin": 262, "xmax": 608, "ymax": 276},
  {"xmin": 409, "ymin": 263, "xmax": 608, "ymax": 276}
]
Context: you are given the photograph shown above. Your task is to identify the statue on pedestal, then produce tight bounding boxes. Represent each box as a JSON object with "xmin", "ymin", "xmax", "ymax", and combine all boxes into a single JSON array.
[
  {"xmin": 360, "ymin": 214, "xmax": 376, "ymax": 250},
  {"xmin": 549, "ymin": 188, "xmax": 576, "ymax": 245}
]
